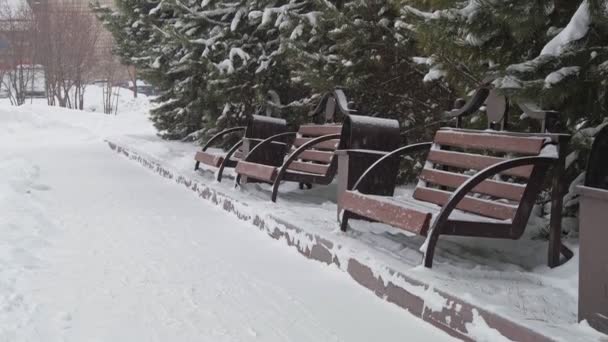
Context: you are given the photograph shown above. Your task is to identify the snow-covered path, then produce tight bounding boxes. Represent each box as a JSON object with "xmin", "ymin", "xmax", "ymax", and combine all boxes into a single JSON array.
[{"xmin": 0, "ymin": 108, "xmax": 455, "ymax": 341}]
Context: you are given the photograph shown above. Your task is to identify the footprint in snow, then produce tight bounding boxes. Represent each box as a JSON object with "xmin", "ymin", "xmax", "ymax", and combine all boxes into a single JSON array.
[
  {"xmin": 247, "ymin": 327, "xmax": 258, "ymax": 337},
  {"xmin": 57, "ymin": 312, "xmax": 72, "ymax": 330},
  {"xmin": 29, "ymin": 184, "xmax": 51, "ymax": 192},
  {"xmin": 11, "ymin": 248, "xmax": 42, "ymax": 270}
]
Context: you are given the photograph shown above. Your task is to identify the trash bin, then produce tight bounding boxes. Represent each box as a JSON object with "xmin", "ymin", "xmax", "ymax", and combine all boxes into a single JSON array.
[
  {"xmin": 578, "ymin": 125, "xmax": 608, "ymax": 334},
  {"xmin": 336, "ymin": 115, "xmax": 401, "ymax": 218}
]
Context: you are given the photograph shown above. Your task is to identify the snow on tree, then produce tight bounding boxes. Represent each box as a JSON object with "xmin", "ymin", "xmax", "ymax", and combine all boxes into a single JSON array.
[
  {"xmin": 92, "ymin": 0, "xmax": 202, "ymax": 138},
  {"xmin": 95, "ymin": 0, "xmax": 455, "ymax": 143},
  {"xmin": 169, "ymin": 0, "xmax": 309, "ymax": 133},
  {"xmin": 499, "ymin": 1, "xmax": 608, "ymax": 131},
  {"xmin": 405, "ymin": 0, "xmax": 607, "ymax": 129},
  {"xmin": 284, "ymin": 0, "xmax": 454, "ymax": 139},
  {"xmin": 95, "ymin": 0, "xmax": 315, "ymax": 141},
  {"xmin": 404, "ymin": 0, "xmax": 608, "ymax": 232}
]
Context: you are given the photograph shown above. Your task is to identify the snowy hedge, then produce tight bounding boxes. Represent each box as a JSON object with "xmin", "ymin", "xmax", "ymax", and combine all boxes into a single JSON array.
[
  {"xmin": 94, "ymin": 0, "xmax": 608, "ymax": 234},
  {"xmin": 92, "ymin": 0, "xmax": 454, "ymax": 143}
]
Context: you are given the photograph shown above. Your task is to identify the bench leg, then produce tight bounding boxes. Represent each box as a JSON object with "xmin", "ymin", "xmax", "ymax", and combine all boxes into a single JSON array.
[
  {"xmin": 422, "ymin": 228, "xmax": 441, "ymax": 268},
  {"xmin": 561, "ymin": 244, "xmax": 574, "ymax": 260},
  {"xmin": 216, "ymin": 166, "xmax": 225, "ymax": 182},
  {"xmin": 271, "ymin": 179, "xmax": 281, "ymax": 203},
  {"xmin": 194, "ymin": 161, "xmax": 200, "ymax": 171},
  {"xmin": 217, "ymin": 141, "xmax": 244, "ymax": 183},
  {"xmin": 298, "ymin": 183, "xmax": 313, "ymax": 190},
  {"xmin": 340, "ymin": 211, "xmax": 352, "ymax": 232},
  {"xmin": 548, "ymin": 137, "xmax": 568, "ymax": 267}
]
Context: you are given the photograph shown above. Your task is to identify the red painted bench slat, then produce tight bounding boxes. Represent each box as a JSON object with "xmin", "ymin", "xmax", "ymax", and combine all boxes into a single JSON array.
[
  {"xmin": 235, "ymin": 161, "xmax": 278, "ymax": 182},
  {"xmin": 434, "ymin": 130, "xmax": 545, "ymax": 155},
  {"xmin": 413, "ymin": 187, "xmax": 517, "ymax": 221},
  {"xmin": 299, "ymin": 124, "xmax": 343, "ymax": 137},
  {"xmin": 195, "ymin": 151, "xmax": 224, "ymax": 168},
  {"xmin": 287, "ymin": 161, "xmax": 330, "ymax": 175},
  {"xmin": 298, "ymin": 150, "xmax": 334, "ymax": 163},
  {"xmin": 293, "ymin": 138, "xmax": 341, "ymax": 151},
  {"xmin": 341, "ymin": 191, "xmax": 432, "ymax": 235},
  {"xmin": 419, "ymin": 168, "xmax": 525, "ymax": 201},
  {"xmin": 232, "ymin": 149, "xmax": 245, "ymax": 160},
  {"xmin": 427, "ymin": 150, "xmax": 533, "ymax": 179}
]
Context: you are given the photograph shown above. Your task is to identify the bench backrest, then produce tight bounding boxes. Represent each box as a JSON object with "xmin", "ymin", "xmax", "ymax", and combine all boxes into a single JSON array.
[
  {"xmin": 309, "ymin": 89, "xmax": 354, "ymax": 124},
  {"xmin": 414, "ymin": 128, "xmax": 556, "ymax": 222},
  {"xmin": 283, "ymin": 89, "xmax": 354, "ymax": 178},
  {"xmin": 245, "ymin": 115, "xmax": 288, "ymax": 140},
  {"xmin": 287, "ymin": 124, "xmax": 344, "ymax": 176},
  {"xmin": 287, "ymin": 114, "xmax": 402, "ymax": 179},
  {"xmin": 240, "ymin": 115, "xmax": 288, "ymax": 165}
]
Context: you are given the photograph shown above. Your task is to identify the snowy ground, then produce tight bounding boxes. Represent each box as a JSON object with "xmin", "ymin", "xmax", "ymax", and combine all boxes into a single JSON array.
[
  {"xmin": 0, "ymin": 92, "xmax": 458, "ymax": 341},
  {"xmin": 87, "ymin": 92, "xmax": 604, "ymax": 341}
]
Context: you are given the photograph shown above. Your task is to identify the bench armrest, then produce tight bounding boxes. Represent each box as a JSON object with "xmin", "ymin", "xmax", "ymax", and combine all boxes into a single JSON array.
[
  {"xmin": 352, "ymin": 142, "xmax": 433, "ymax": 192},
  {"xmin": 270, "ymin": 133, "xmax": 342, "ymax": 202},
  {"xmin": 242, "ymin": 132, "xmax": 297, "ymax": 162},
  {"xmin": 201, "ymin": 126, "xmax": 247, "ymax": 152}
]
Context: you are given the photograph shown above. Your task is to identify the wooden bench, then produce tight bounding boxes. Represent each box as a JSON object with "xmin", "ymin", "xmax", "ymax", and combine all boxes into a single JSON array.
[
  {"xmin": 236, "ymin": 123, "xmax": 344, "ymax": 201},
  {"xmin": 235, "ymin": 89, "xmax": 404, "ymax": 202},
  {"xmin": 233, "ymin": 89, "xmax": 351, "ymax": 201},
  {"xmin": 194, "ymin": 114, "xmax": 288, "ymax": 182},
  {"xmin": 336, "ymin": 81, "xmax": 501, "ymax": 218},
  {"xmin": 339, "ymin": 128, "xmax": 572, "ymax": 268}
]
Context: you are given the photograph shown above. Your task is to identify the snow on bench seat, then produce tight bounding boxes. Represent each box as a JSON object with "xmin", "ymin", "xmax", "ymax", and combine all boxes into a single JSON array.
[{"xmin": 342, "ymin": 190, "xmax": 510, "ymax": 236}]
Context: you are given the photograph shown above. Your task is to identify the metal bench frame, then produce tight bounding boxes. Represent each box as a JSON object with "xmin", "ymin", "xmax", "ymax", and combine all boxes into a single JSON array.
[
  {"xmin": 340, "ymin": 127, "xmax": 573, "ymax": 268},
  {"xmin": 194, "ymin": 92, "xmax": 287, "ymax": 182},
  {"xmin": 235, "ymin": 89, "xmax": 354, "ymax": 201}
]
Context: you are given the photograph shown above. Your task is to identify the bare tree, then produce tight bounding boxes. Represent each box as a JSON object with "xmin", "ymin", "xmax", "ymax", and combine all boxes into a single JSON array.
[
  {"xmin": 32, "ymin": 3, "xmax": 100, "ymax": 109},
  {"xmin": 0, "ymin": 0, "xmax": 36, "ymax": 106},
  {"xmin": 127, "ymin": 64, "xmax": 137, "ymax": 98},
  {"xmin": 97, "ymin": 44, "xmax": 121, "ymax": 114}
]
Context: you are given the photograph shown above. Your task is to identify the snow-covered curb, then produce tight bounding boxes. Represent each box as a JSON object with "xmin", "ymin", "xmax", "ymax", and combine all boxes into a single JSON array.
[{"xmin": 106, "ymin": 140, "xmax": 570, "ymax": 342}]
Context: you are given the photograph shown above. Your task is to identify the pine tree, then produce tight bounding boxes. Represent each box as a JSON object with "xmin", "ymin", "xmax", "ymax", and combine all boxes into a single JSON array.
[
  {"xmin": 405, "ymin": 0, "xmax": 607, "ymax": 131},
  {"xmin": 284, "ymin": 0, "xmax": 454, "ymax": 138},
  {"xmin": 405, "ymin": 0, "xmax": 608, "ymax": 231},
  {"xmin": 96, "ymin": 0, "xmax": 317, "ymax": 141},
  {"xmin": 92, "ymin": 0, "xmax": 207, "ymax": 139},
  {"xmin": 168, "ymin": 0, "xmax": 311, "ymax": 130},
  {"xmin": 499, "ymin": 1, "xmax": 608, "ymax": 132}
]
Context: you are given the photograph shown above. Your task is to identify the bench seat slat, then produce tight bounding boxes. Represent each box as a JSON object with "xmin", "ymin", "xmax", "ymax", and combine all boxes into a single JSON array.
[
  {"xmin": 298, "ymin": 150, "xmax": 334, "ymax": 163},
  {"xmin": 341, "ymin": 191, "xmax": 432, "ymax": 235},
  {"xmin": 419, "ymin": 168, "xmax": 525, "ymax": 201},
  {"xmin": 195, "ymin": 151, "xmax": 224, "ymax": 168},
  {"xmin": 293, "ymin": 138, "xmax": 341, "ymax": 151},
  {"xmin": 413, "ymin": 187, "xmax": 517, "ymax": 221},
  {"xmin": 235, "ymin": 161, "xmax": 277, "ymax": 182},
  {"xmin": 434, "ymin": 130, "xmax": 545, "ymax": 155},
  {"xmin": 299, "ymin": 124, "xmax": 343, "ymax": 137},
  {"xmin": 232, "ymin": 149, "xmax": 245, "ymax": 160},
  {"xmin": 287, "ymin": 161, "xmax": 329, "ymax": 176},
  {"xmin": 427, "ymin": 150, "xmax": 533, "ymax": 179}
]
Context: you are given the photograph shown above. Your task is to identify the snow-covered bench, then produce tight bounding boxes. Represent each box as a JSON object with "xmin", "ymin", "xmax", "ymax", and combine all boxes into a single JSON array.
[
  {"xmin": 235, "ymin": 122, "xmax": 344, "ymax": 201},
  {"xmin": 235, "ymin": 89, "xmax": 405, "ymax": 202},
  {"xmin": 339, "ymin": 128, "xmax": 573, "ymax": 268},
  {"xmin": 194, "ymin": 115, "xmax": 288, "ymax": 182}
]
